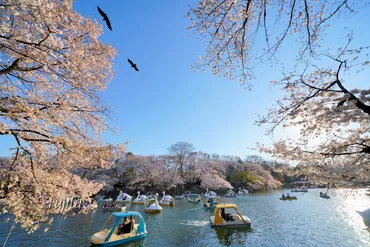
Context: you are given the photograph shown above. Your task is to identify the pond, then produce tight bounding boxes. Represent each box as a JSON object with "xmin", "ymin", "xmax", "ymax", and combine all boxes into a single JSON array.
[{"xmin": 0, "ymin": 189, "xmax": 369, "ymax": 247}]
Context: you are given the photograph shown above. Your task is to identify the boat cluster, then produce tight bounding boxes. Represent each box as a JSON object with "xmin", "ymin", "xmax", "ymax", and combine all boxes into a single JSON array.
[
  {"xmin": 279, "ymin": 186, "xmax": 333, "ymax": 201},
  {"xmin": 98, "ymin": 190, "xmax": 175, "ymax": 214},
  {"xmin": 90, "ymin": 187, "xmax": 252, "ymax": 246}
]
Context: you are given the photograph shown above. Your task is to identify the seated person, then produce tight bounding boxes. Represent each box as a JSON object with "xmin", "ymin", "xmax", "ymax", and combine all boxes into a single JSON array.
[
  {"xmin": 121, "ymin": 220, "xmax": 132, "ymax": 234},
  {"xmin": 117, "ymin": 217, "xmax": 127, "ymax": 235},
  {"xmin": 282, "ymin": 194, "xmax": 286, "ymax": 199},
  {"xmin": 220, "ymin": 208, "xmax": 234, "ymax": 221},
  {"xmin": 286, "ymin": 193, "xmax": 290, "ymax": 198},
  {"xmin": 130, "ymin": 215, "xmax": 135, "ymax": 232}
]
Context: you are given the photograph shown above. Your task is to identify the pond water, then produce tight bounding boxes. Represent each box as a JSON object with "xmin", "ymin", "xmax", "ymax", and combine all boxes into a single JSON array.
[{"xmin": 0, "ymin": 189, "xmax": 369, "ymax": 247}]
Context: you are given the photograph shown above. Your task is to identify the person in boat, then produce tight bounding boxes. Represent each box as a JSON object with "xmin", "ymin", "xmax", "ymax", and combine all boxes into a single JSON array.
[
  {"xmin": 287, "ymin": 193, "xmax": 290, "ymax": 198},
  {"xmin": 282, "ymin": 194, "xmax": 286, "ymax": 199},
  {"xmin": 220, "ymin": 208, "xmax": 234, "ymax": 221},
  {"xmin": 117, "ymin": 217, "xmax": 127, "ymax": 235},
  {"xmin": 130, "ymin": 215, "xmax": 135, "ymax": 232},
  {"xmin": 104, "ymin": 202, "xmax": 109, "ymax": 208}
]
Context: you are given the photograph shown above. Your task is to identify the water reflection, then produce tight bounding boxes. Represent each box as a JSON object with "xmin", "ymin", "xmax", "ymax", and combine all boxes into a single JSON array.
[
  {"xmin": 90, "ymin": 239, "xmax": 145, "ymax": 247},
  {"xmin": 215, "ymin": 228, "xmax": 251, "ymax": 246}
]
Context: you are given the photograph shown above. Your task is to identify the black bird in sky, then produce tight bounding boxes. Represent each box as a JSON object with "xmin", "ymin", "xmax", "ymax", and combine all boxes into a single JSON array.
[
  {"xmin": 97, "ymin": 6, "xmax": 112, "ymax": 31},
  {"xmin": 128, "ymin": 59, "xmax": 139, "ymax": 71}
]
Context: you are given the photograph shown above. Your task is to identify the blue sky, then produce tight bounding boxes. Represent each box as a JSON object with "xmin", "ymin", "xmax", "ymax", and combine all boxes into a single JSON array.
[{"xmin": 0, "ymin": 1, "xmax": 368, "ymax": 159}]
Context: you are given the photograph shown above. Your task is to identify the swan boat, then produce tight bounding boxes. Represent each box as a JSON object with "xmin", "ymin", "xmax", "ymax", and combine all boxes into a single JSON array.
[
  {"xmin": 143, "ymin": 194, "xmax": 162, "ymax": 213},
  {"xmin": 210, "ymin": 204, "xmax": 252, "ymax": 228},
  {"xmin": 159, "ymin": 191, "xmax": 175, "ymax": 206},
  {"xmin": 116, "ymin": 191, "xmax": 132, "ymax": 203},
  {"xmin": 237, "ymin": 187, "xmax": 249, "ymax": 196},
  {"xmin": 357, "ymin": 208, "xmax": 370, "ymax": 227},
  {"xmin": 90, "ymin": 211, "xmax": 147, "ymax": 246},
  {"xmin": 203, "ymin": 188, "xmax": 217, "ymax": 197},
  {"xmin": 132, "ymin": 191, "xmax": 148, "ymax": 205}
]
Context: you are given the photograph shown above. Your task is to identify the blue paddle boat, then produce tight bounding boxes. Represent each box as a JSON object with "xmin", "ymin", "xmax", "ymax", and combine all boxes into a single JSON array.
[
  {"xmin": 204, "ymin": 196, "xmax": 221, "ymax": 210},
  {"xmin": 90, "ymin": 211, "xmax": 147, "ymax": 246},
  {"xmin": 225, "ymin": 189, "xmax": 238, "ymax": 198}
]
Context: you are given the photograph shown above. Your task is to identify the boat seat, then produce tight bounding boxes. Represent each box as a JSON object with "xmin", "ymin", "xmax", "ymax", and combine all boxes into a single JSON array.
[{"xmin": 232, "ymin": 214, "xmax": 241, "ymax": 221}]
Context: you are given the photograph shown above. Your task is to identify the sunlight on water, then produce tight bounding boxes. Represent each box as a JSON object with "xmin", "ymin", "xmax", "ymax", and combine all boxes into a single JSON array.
[
  {"xmin": 331, "ymin": 189, "xmax": 370, "ymax": 245},
  {"xmin": 178, "ymin": 220, "xmax": 209, "ymax": 227}
]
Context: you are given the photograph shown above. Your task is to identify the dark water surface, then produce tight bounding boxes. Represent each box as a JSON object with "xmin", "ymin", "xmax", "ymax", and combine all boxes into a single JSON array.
[{"xmin": 0, "ymin": 189, "xmax": 369, "ymax": 247}]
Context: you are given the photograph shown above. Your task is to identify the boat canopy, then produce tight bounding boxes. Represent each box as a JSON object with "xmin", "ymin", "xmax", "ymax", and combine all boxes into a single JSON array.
[
  {"xmin": 215, "ymin": 203, "xmax": 239, "ymax": 209},
  {"xmin": 112, "ymin": 211, "xmax": 143, "ymax": 218},
  {"xmin": 101, "ymin": 211, "xmax": 146, "ymax": 243}
]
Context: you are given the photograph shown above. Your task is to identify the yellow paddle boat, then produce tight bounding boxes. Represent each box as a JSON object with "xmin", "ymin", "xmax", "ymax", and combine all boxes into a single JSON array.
[{"xmin": 210, "ymin": 204, "xmax": 251, "ymax": 228}]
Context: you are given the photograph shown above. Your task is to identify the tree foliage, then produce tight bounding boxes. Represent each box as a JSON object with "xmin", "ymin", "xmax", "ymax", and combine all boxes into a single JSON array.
[
  {"xmin": 188, "ymin": 0, "xmax": 370, "ymax": 184},
  {"xmin": 0, "ymin": 0, "xmax": 124, "ymax": 231}
]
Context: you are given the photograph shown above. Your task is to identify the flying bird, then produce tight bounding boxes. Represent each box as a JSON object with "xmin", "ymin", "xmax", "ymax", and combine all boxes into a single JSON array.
[
  {"xmin": 97, "ymin": 6, "xmax": 112, "ymax": 31},
  {"xmin": 128, "ymin": 59, "xmax": 139, "ymax": 71}
]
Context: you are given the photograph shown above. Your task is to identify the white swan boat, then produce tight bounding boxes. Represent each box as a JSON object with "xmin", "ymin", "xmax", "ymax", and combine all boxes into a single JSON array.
[
  {"xmin": 204, "ymin": 188, "xmax": 217, "ymax": 197},
  {"xmin": 116, "ymin": 191, "xmax": 132, "ymax": 203},
  {"xmin": 357, "ymin": 208, "xmax": 370, "ymax": 227},
  {"xmin": 144, "ymin": 194, "xmax": 162, "ymax": 213},
  {"xmin": 237, "ymin": 187, "xmax": 249, "ymax": 196},
  {"xmin": 159, "ymin": 191, "xmax": 175, "ymax": 206},
  {"xmin": 132, "ymin": 191, "xmax": 148, "ymax": 205}
]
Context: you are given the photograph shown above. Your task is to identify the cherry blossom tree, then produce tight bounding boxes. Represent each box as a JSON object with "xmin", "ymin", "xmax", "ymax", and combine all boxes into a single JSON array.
[
  {"xmin": 123, "ymin": 155, "xmax": 183, "ymax": 191},
  {"xmin": 188, "ymin": 1, "xmax": 370, "ymax": 184},
  {"xmin": 187, "ymin": 152, "xmax": 232, "ymax": 189},
  {"xmin": 0, "ymin": 0, "xmax": 125, "ymax": 231}
]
